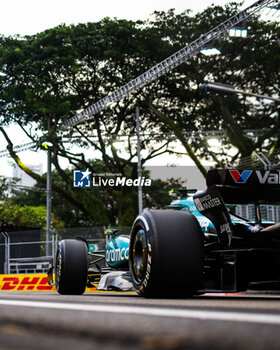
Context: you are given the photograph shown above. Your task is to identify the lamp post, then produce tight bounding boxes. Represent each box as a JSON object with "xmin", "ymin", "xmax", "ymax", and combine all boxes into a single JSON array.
[
  {"xmin": 46, "ymin": 143, "xmax": 52, "ymax": 257},
  {"xmin": 40, "ymin": 119, "xmax": 53, "ymax": 258},
  {"xmin": 37, "ymin": 145, "xmax": 52, "ymax": 257},
  {"xmin": 200, "ymin": 82, "xmax": 280, "ymax": 103},
  {"xmin": 136, "ymin": 106, "xmax": 143, "ymax": 214}
]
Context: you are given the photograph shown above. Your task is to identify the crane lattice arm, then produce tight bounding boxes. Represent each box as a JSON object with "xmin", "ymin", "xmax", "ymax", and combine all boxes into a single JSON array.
[
  {"xmin": 0, "ymin": 141, "xmax": 37, "ymax": 158},
  {"xmin": 63, "ymin": 0, "xmax": 279, "ymax": 129}
]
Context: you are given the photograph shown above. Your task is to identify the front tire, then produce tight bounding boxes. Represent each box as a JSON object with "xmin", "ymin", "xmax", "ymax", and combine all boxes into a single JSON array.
[
  {"xmin": 55, "ymin": 239, "xmax": 88, "ymax": 295},
  {"xmin": 129, "ymin": 210, "xmax": 204, "ymax": 298}
]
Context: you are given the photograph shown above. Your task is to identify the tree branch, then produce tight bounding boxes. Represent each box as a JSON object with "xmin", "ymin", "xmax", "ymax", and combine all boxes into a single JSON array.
[{"xmin": 0, "ymin": 127, "xmax": 94, "ymax": 220}]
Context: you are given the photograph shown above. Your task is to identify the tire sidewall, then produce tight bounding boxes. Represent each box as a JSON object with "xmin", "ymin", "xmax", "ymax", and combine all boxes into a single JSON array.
[
  {"xmin": 129, "ymin": 212, "xmax": 159, "ymax": 297},
  {"xmin": 55, "ymin": 239, "xmax": 88, "ymax": 295},
  {"xmin": 55, "ymin": 240, "xmax": 66, "ymax": 292}
]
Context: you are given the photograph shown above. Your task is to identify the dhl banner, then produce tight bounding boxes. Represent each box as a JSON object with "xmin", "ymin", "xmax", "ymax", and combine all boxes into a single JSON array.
[{"xmin": 0, "ymin": 274, "xmax": 97, "ymax": 292}]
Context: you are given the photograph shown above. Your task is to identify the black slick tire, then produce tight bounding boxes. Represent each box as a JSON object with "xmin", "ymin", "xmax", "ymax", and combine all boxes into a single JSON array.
[
  {"xmin": 129, "ymin": 210, "xmax": 204, "ymax": 298},
  {"xmin": 55, "ymin": 239, "xmax": 88, "ymax": 295}
]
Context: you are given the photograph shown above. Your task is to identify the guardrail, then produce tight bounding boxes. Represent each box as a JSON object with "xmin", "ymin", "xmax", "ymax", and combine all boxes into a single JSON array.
[
  {"xmin": 0, "ymin": 231, "xmax": 58, "ymax": 274},
  {"xmin": 8, "ymin": 256, "xmax": 52, "ymax": 274}
]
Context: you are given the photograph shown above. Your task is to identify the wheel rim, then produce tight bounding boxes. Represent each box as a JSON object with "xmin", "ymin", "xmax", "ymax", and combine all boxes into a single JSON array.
[{"xmin": 132, "ymin": 229, "xmax": 148, "ymax": 283}]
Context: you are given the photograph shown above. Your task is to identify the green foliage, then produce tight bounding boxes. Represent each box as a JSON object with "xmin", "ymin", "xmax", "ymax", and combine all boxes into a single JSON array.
[
  {"xmin": 0, "ymin": 204, "xmax": 47, "ymax": 228},
  {"xmin": 0, "ymin": 177, "xmax": 10, "ymax": 201}
]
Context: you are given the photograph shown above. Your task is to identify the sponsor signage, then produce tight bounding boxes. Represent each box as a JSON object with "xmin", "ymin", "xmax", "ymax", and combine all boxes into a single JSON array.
[
  {"xmin": 229, "ymin": 170, "xmax": 252, "ymax": 183},
  {"xmin": 193, "ymin": 186, "xmax": 233, "ymax": 248},
  {"xmin": 208, "ymin": 169, "xmax": 280, "ymax": 187},
  {"xmin": 0, "ymin": 274, "xmax": 56, "ymax": 291},
  {"xmin": 194, "ymin": 194, "xmax": 222, "ymax": 211},
  {"xmin": 105, "ymin": 235, "xmax": 130, "ymax": 268},
  {"xmin": 255, "ymin": 171, "xmax": 280, "ymax": 185},
  {"xmin": 105, "ymin": 247, "xmax": 129, "ymax": 263},
  {"xmin": 0, "ymin": 274, "xmax": 97, "ymax": 292}
]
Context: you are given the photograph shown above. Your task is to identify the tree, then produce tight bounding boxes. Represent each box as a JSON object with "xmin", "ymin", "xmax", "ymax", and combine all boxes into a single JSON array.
[
  {"xmin": 143, "ymin": 5, "xmax": 279, "ymax": 169},
  {"xmin": 0, "ymin": 3, "xmax": 279, "ymax": 226},
  {"xmin": 0, "ymin": 18, "xmax": 176, "ymax": 225}
]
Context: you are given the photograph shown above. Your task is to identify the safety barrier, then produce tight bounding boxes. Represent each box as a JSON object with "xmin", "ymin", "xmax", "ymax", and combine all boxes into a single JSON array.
[
  {"xmin": 0, "ymin": 230, "xmax": 57, "ymax": 275},
  {"xmin": 0, "ymin": 274, "xmax": 97, "ymax": 292}
]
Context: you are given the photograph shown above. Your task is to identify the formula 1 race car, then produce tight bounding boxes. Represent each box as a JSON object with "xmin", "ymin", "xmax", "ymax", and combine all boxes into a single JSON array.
[
  {"xmin": 49, "ymin": 169, "xmax": 280, "ymax": 297},
  {"xmin": 48, "ymin": 228, "xmax": 133, "ymax": 294}
]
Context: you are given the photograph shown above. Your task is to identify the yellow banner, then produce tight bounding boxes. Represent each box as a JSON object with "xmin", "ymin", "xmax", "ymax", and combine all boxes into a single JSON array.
[{"xmin": 0, "ymin": 274, "xmax": 97, "ymax": 292}]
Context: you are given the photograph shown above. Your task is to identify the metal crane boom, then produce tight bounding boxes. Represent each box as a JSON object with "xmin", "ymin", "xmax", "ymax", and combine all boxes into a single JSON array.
[
  {"xmin": 0, "ymin": 141, "xmax": 37, "ymax": 158},
  {"xmin": 63, "ymin": 0, "xmax": 279, "ymax": 129}
]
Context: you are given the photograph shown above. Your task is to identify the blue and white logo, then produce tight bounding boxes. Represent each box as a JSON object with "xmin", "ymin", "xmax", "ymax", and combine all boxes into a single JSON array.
[{"xmin": 73, "ymin": 169, "xmax": 91, "ymax": 188}]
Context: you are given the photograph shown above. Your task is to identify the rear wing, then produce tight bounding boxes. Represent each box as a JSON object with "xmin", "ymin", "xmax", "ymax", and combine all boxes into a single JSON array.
[
  {"xmin": 193, "ymin": 169, "xmax": 280, "ymax": 248},
  {"xmin": 206, "ymin": 169, "xmax": 280, "ymax": 204}
]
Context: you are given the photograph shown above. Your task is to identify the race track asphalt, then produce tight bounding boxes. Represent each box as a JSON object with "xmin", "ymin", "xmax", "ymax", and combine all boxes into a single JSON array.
[{"xmin": 1, "ymin": 291, "xmax": 280, "ymax": 350}]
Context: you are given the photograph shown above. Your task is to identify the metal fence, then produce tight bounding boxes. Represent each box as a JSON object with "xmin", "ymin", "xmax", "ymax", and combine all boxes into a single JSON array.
[{"xmin": 0, "ymin": 231, "xmax": 58, "ymax": 274}]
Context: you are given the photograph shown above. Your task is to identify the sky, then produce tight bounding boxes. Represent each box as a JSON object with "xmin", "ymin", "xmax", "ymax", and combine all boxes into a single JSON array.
[
  {"xmin": 0, "ymin": 0, "xmax": 255, "ymax": 36},
  {"xmin": 0, "ymin": 0, "xmax": 257, "ymax": 176}
]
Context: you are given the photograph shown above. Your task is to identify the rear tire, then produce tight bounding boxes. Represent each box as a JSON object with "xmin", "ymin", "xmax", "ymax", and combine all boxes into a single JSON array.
[
  {"xmin": 129, "ymin": 210, "xmax": 204, "ymax": 298},
  {"xmin": 55, "ymin": 239, "xmax": 88, "ymax": 295}
]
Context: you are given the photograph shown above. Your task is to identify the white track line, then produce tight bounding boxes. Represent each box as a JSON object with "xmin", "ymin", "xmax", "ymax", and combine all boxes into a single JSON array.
[{"xmin": 0, "ymin": 299, "xmax": 280, "ymax": 325}]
